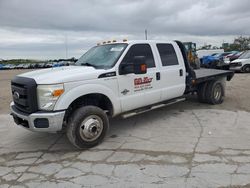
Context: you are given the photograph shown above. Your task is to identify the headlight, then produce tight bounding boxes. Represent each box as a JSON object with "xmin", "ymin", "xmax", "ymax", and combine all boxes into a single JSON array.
[{"xmin": 37, "ymin": 84, "xmax": 64, "ymax": 110}]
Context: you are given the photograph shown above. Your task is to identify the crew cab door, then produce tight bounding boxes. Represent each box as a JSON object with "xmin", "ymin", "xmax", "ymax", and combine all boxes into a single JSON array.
[
  {"xmin": 117, "ymin": 44, "xmax": 161, "ymax": 112},
  {"xmin": 155, "ymin": 43, "xmax": 186, "ymax": 100}
]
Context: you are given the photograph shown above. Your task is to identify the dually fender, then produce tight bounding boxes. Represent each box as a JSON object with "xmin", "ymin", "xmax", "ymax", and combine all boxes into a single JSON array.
[{"xmin": 54, "ymin": 84, "xmax": 122, "ymax": 116}]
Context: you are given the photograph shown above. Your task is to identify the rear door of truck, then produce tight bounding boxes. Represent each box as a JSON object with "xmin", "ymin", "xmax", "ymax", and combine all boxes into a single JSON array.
[{"xmin": 155, "ymin": 42, "xmax": 186, "ymax": 100}]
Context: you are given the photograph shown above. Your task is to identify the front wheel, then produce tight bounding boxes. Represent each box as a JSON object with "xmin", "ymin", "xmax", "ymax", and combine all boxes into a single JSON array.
[
  {"xmin": 66, "ymin": 106, "xmax": 109, "ymax": 149},
  {"xmin": 242, "ymin": 65, "xmax": 250, "ymax": 73}
]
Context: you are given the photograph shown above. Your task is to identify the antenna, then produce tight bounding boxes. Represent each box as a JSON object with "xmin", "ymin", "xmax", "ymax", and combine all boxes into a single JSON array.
[{"xmin": 145, "ymin": 29, "xmax": 148, "ymax": 40}]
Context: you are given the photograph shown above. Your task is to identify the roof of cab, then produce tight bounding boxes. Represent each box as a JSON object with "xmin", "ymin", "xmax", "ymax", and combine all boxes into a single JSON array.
[{"xmin": 97, "ymin": 40, "xmax": 175, "ymax": 46}]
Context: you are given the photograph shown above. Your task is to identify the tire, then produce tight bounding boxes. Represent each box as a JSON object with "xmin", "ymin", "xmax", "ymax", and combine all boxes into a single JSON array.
[
  {"xmin": 66, "ymin": 105, "xmax": 109, "ymax": 149},
  {"xmin": 242, "ymin": 65, "xmax": 250, "ymax": 73},
  {"xmin": 197, "ymin": 82, "xmax": 208, "ymax": 103},
  {"xmin": 205, "ymin": 80, "xmax": 224, "ymax": 105}
]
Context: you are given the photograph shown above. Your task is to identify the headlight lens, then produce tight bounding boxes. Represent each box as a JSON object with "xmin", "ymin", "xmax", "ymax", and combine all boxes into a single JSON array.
[{"xmin": 37, "ymin": 84, "xmax": 64, "ymax": 110}]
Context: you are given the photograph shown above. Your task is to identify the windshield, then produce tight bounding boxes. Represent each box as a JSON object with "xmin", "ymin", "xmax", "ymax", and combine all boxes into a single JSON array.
[
  {"xmin": 76, "ymin": 43, "xmax": 127, "ymax": 69},
  {"xmin": 213, "ymin": 53, "xmax": 221, "ymax": 57},
  {"xmin": 239, "ymin": 51, "xmax": 250, "ymax": 59}
]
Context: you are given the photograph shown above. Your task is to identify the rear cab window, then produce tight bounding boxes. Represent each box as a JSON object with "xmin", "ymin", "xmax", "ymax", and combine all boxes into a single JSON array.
[{"xmin": 156, "ymin": 43, "xmax": 179, "ymax": 66}]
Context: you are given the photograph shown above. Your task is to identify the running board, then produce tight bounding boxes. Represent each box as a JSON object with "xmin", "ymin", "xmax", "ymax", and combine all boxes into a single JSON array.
[{"xmin": 121, "ymin": 98, "xmax": 186, "ymax": 119}]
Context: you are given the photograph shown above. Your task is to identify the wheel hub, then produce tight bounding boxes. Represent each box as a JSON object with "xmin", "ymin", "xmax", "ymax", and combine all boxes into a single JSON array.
[
  {"xmin": 214, "ymin": 84, "xmax": 222, "ymax": 100},
  {"xmin": 79, "ymin": 115, "xmax": 103, "ymax": 142}
]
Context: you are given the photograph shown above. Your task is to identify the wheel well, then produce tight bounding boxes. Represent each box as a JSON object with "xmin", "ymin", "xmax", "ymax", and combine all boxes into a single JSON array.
[
  {"xmin": 243, "ymin": 64, "xmax": 250, "ymax": 68},
  {"xmin": 64, "ymin": 93, "xmax": 113, "ymax": 122}
]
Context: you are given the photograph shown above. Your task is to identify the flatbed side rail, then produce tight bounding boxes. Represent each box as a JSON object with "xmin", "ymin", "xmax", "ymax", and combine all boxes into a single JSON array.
[{"xmin": 194, "ymin": 70, "xmax": 234, "ymax": 84}]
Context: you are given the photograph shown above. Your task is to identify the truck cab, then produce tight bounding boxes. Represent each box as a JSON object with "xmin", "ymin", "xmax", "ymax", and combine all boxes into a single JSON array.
[{"xmin": 10, "ymin": 40, "xmax": 234, "ymax": 149}]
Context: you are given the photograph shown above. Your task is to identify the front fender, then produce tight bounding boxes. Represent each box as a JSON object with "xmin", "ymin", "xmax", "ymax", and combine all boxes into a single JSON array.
[{"xmin": 54, "ymin": 83, "xmax": 121, "ymax": 116}]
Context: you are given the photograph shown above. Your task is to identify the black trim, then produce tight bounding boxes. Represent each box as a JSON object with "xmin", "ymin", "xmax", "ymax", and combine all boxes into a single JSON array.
[
  {"xmin": 11, "ymin": 104, "xmax": 65, "ymax": 115},
  {"xmin": 98, "ymin": 72, "xmax": 116, "ymax": 78},
  {"xmin": 11, "ymin": 76, "xmax": 38, "ymax": 114},
  {"xmin": 120, "ymin": 96, "xmax": 185, "ymax": 116},
  {"xmin": 179, "ymin": 69, "xmax": 183, "ymax": 77},
  {"xmin": 12, "ymin": 114, "xmax": 29, "ymax": 128},
  {"xmin": 156, "ymin": 72, "xmax": 160, "ymax": 80},
  {"xmin": 174, "ymin": 40, "xmax": 196, "ymax": 92},
  {"xmin": 34, "ymin": 118, "xmax": 49, "ymax": 128}
]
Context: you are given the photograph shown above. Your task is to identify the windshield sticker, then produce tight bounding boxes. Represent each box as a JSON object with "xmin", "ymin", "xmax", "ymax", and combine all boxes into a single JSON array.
[{"xmin": 134, "ymin": 77, "xmax": 153, "ymax": 92}]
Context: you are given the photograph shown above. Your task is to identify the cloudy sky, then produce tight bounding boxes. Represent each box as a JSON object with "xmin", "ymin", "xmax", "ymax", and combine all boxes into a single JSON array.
[{"xmin": 0, "ymin": 0, "xmax": 250, "ymax": 60}]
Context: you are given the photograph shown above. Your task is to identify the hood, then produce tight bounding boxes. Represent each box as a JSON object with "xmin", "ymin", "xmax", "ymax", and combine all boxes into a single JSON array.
[
  {"xmin": 231, "ymin": 58, "xmax": 249, "ymax": 63},
  {"xmin": 18, "ymin": 66, "xmax": 105, "ymax": 84}
]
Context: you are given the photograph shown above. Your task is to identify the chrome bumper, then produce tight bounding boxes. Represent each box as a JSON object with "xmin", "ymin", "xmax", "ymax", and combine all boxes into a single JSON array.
[
  {"xmin": 10, "ymin": 102, "xmax": 65, "ymax": 133},
  {"xmin": 230, "ymin": 67, "xmax": 242, "ymax": 71}
]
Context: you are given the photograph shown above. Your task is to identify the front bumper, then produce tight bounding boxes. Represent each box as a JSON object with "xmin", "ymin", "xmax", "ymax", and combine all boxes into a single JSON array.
[
  {"xmin": 10, "ymin": 102, "xmax": 65, "ymax": 133},
  {"xmin": 229, "ymin": 66, "xmax": 242, "ymax": 71}
]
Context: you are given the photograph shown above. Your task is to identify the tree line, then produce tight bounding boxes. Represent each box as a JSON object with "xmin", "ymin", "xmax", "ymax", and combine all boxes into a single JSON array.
[{"xmin": 198, "ymin": 36, "xmax": 250, "ymax": 52}]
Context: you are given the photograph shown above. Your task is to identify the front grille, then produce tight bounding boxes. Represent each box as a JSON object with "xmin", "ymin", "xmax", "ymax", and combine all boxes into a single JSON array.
[{"xmin": 11, "ymin": 76, "xmax": 38, "ymax": 113}]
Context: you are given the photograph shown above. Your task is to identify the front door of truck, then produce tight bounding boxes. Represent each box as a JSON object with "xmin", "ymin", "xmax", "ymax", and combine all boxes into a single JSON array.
[{"xmin": 117, "ymin": 44, "xmax": 161, "ymax": 112}]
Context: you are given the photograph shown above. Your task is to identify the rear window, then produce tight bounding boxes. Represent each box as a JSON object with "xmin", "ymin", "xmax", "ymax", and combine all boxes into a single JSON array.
[{"xmin": 157, "ymin": 44, "xmax": 179, "ymax": 66}]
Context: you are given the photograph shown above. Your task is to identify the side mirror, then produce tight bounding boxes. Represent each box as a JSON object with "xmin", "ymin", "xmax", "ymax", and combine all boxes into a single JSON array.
[{"xmin": 133, "ymin": 56, "xmax": 147, "ymax": 74}]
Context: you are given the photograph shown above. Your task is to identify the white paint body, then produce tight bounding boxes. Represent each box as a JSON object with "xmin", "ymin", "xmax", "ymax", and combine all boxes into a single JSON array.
[
  {"xmin": 19, "ymin": 40, "xmax": 186, "ymax": 116},
  {"xmin": 229, "ymin": 58, "xmax": 250, "ymax": 71}
]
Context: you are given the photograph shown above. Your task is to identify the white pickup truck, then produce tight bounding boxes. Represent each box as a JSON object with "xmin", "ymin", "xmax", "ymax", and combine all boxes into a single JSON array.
[{"xmin": 10, "ymin": 40, "xmax": 234, "ymax": 148}]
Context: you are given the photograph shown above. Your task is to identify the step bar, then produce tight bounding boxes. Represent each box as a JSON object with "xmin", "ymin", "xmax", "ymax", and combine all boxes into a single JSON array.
[{"xmin": 121, "ymin": 98, "xmax": 186, "ymax": 119}]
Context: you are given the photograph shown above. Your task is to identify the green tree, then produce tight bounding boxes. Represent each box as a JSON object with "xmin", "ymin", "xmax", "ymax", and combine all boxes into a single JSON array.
[
  {"xmin": 225, "ymin": 36, "xmax": 250, "ymax": 51},
  {"xmin": 233, "ymin": 36, "xmax": 250, "ymax": 51}
]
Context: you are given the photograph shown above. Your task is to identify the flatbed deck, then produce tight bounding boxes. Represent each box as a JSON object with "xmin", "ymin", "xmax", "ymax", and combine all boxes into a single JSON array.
[{"xmin": 194, "ymin": 68, "xmax": 234, "ymax": 84}]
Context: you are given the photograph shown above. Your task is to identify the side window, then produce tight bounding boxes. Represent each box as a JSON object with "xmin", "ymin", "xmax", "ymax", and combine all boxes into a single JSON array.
[
  {"xmin": 121, "ymin": 44, "xmax": 155, "ymax": 68},
  {"xmin": 156, "ymin": 44, "xmax": 179, "ymax": 66}
]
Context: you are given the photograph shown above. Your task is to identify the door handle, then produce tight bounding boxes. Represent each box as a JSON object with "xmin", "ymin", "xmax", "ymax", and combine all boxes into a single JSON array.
[
  {"xmin": 179, "ymin": 69, "xmax": 183, "ymax": 77},
  {"xmin": 156, "ymin": 72, "xmax": 160, "ymax": 80}
]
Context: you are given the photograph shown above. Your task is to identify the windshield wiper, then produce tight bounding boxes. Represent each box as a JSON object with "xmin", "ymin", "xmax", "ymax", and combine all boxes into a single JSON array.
[{"xmin": 81, "ymin": 62, "xmax": 97, "ymax": 68}]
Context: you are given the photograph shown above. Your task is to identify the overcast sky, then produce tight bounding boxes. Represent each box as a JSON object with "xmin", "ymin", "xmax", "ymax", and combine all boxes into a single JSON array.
[{"xmin": 1, "ymin": 0, "xmax": 250, "ymax": 60}]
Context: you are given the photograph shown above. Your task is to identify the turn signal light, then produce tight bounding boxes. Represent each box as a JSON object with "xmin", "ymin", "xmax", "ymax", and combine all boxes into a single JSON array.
[{"xmin": 52, "ymin": 89, "xmax": 64, "ymax": 97}]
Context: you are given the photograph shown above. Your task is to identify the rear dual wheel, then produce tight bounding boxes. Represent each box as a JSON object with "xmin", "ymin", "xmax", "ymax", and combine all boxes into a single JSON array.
[
  {"xmin": 197, "ymin": 82, "xmax": 208, "ymax": 103},
  {"xmin": 197, "ymin": 80, "xmax": 224, "ymax": 105}
]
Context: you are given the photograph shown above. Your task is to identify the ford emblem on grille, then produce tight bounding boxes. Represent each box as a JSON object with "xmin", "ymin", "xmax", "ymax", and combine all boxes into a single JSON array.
[{"xmin": 13, "ymin": 91, "xmax": 20, "ymax": 100}]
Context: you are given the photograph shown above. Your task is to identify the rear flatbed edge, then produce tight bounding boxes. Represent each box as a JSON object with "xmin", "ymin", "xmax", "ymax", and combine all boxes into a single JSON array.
[{"xmin": 194, "ymin": 68, "xmax": 234, "ymax": 84}]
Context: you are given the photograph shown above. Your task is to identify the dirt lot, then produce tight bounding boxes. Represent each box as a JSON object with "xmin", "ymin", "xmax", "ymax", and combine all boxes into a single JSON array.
[{"xmin": 1, "ymin": 69, "xmax": 250, "ymax": 114}]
